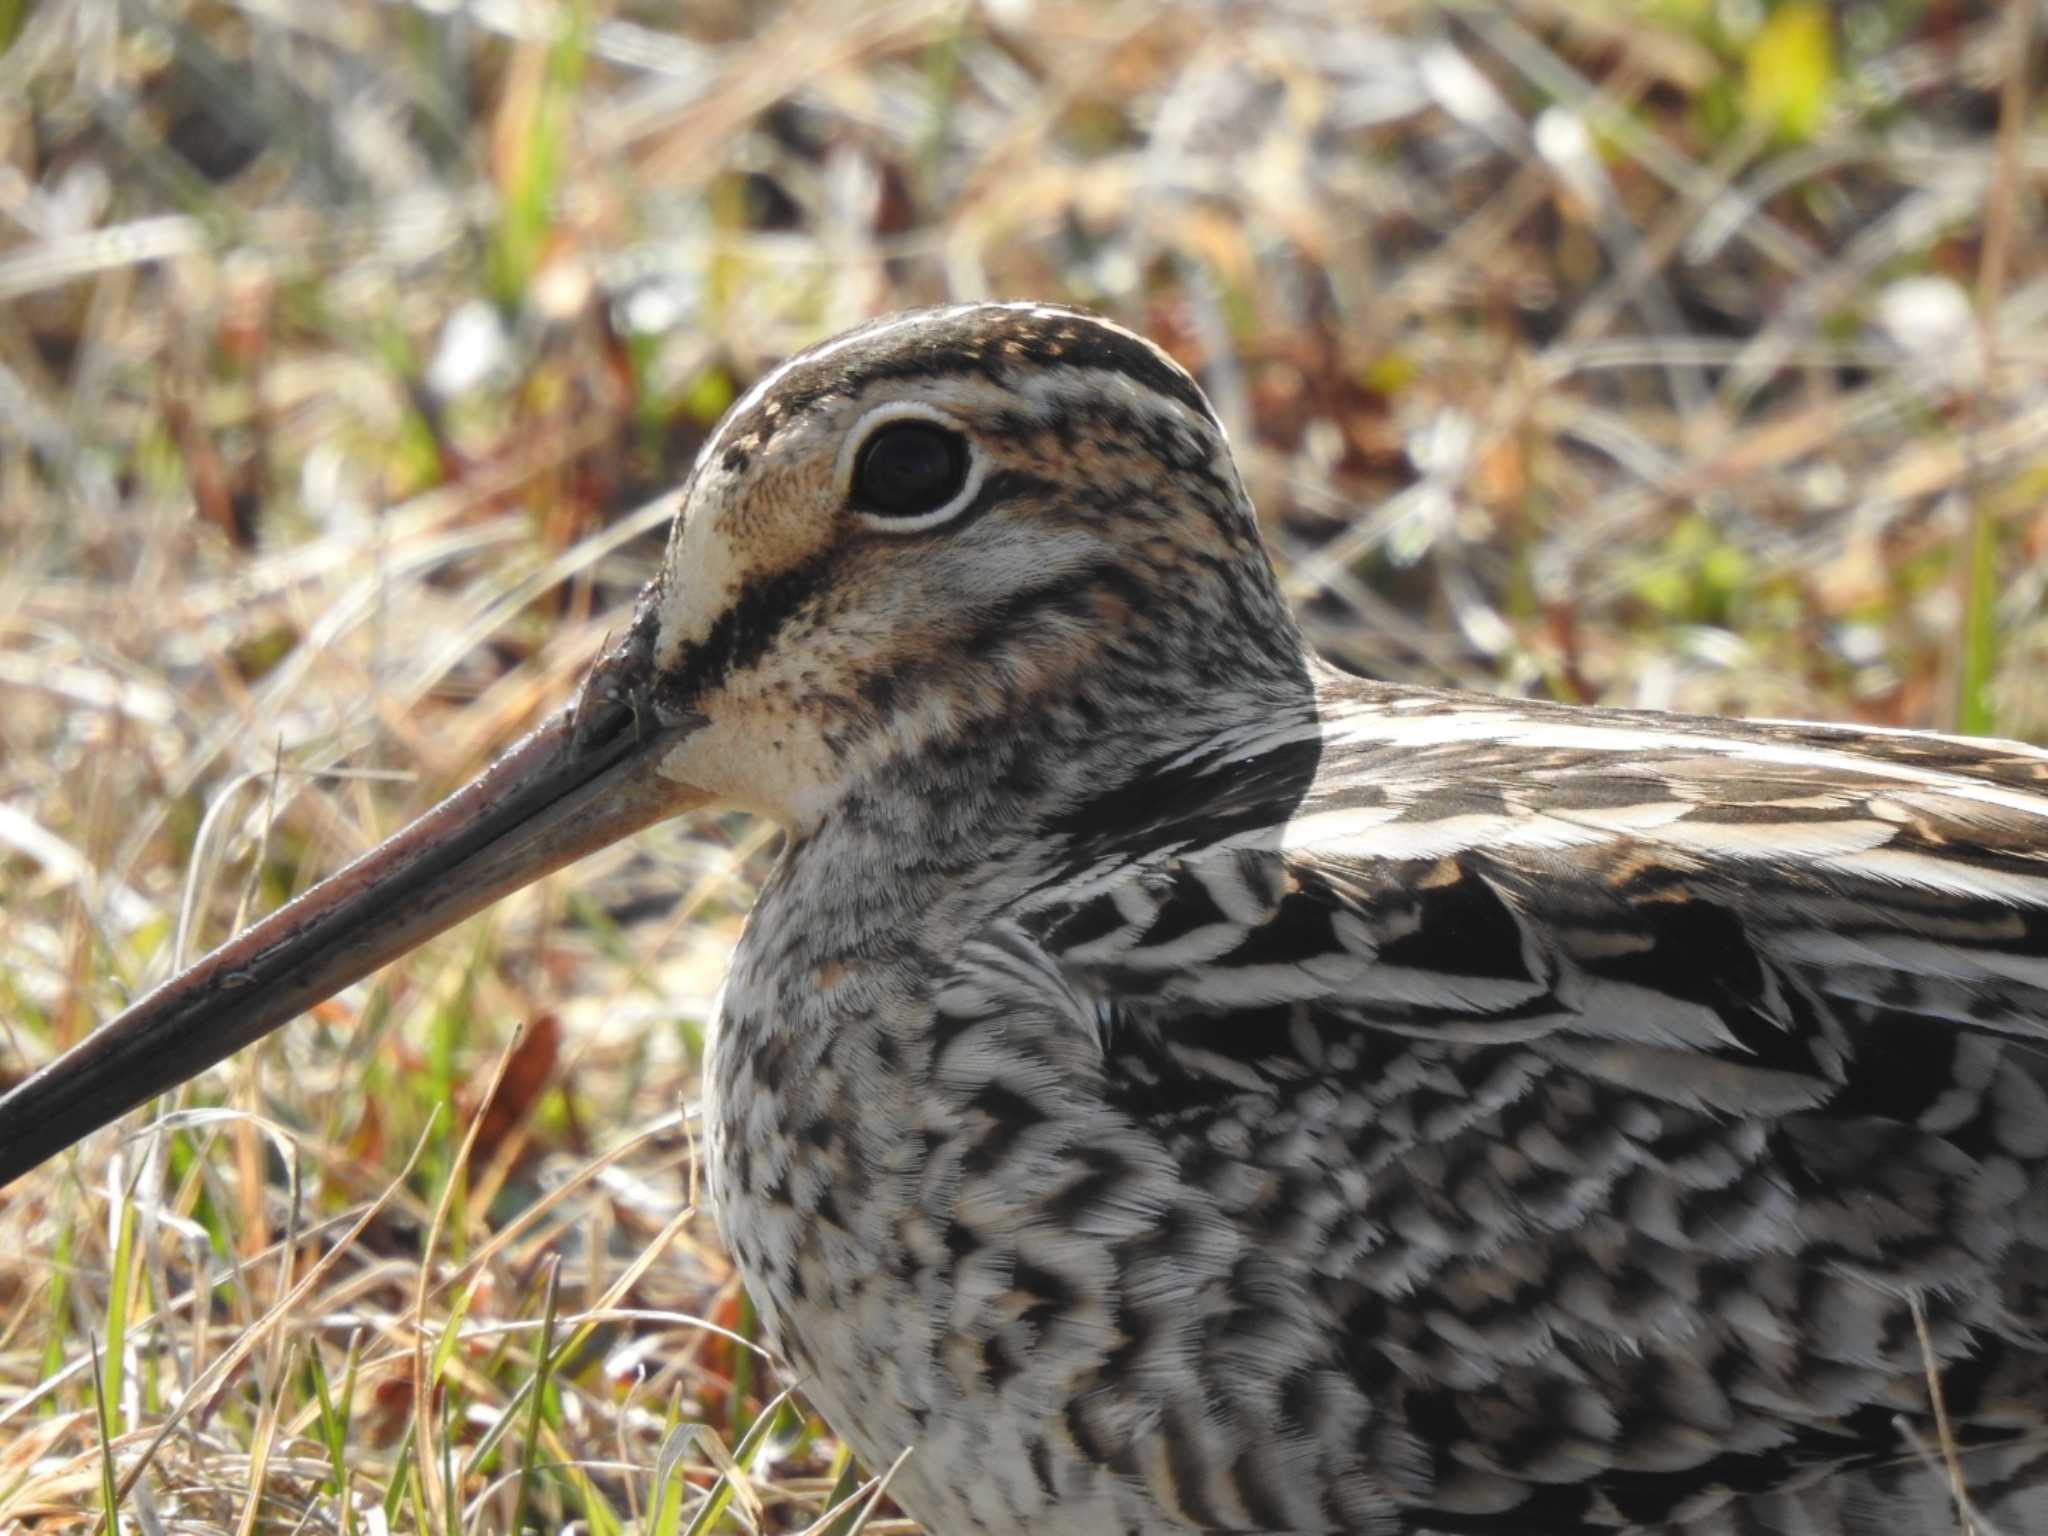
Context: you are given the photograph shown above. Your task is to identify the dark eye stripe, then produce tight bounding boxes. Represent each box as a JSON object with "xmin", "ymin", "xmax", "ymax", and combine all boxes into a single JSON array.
[{"xmin": 657, "ymin": 553, "xmax": 835, "ymax": 712}]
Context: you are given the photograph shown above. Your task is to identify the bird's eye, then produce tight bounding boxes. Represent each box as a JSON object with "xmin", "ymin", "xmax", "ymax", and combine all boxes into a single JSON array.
[{"xmin": 851, "ymin": 421, "xmax": 971, "ymax": 519}]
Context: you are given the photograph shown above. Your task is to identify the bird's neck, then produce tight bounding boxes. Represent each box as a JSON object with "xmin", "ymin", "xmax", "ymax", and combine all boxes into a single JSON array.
[
  {"xmin": 857, "ymin": 664, "xmax": 1314, "ymax": 884},
  {"xmin": 704, "ymin": 638, "xmax": 1323, "ymax": 1395},
  {"xmin": 712, "ymin": 564, "xmax": 1324, "ymax": 1118},
  {"xmin": 728, "ymin": 643, "xmax": 1326, "ymax": 1042}
]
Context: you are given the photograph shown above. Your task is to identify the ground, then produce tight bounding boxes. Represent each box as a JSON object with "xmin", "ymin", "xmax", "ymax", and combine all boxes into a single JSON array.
[{"xmin": 0, "ymin": 1, "xmax": 2044, "ymax": 1530}]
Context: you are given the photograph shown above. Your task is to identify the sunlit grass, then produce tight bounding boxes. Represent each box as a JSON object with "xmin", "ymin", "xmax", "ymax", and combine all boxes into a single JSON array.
[{"xmin": 1, "ymin": 0, "xmax": 2043, "ymax": 1530}]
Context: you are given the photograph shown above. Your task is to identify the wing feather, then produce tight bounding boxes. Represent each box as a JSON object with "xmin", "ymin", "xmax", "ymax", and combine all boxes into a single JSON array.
[{"xmin": 1010, "ymin": 679, "xmax": 2048, "ymax": 1532}]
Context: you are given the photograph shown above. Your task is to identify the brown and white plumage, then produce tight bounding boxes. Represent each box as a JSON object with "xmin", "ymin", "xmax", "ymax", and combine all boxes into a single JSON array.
[{"xmin": 6, "ymin": 302, "xmax": 2046, "ymax": 1534}]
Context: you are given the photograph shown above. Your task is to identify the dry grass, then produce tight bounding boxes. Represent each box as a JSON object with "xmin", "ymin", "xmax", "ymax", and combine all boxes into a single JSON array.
[{"xmin": 0, "ymin": 0, "xmax": 2044, "ymax": 1530}]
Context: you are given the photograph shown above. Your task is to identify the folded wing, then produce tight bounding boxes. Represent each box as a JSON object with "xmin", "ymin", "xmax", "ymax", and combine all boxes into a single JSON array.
[{"xmin": 1005, "ymin": 680, "xmax": 2048, "ymax": 1532}]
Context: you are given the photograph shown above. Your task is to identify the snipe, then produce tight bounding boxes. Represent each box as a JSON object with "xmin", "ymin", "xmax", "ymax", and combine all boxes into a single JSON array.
[{"xmin": 6, "ymin": 304, "xmax": 2047, "ymax": 1535}]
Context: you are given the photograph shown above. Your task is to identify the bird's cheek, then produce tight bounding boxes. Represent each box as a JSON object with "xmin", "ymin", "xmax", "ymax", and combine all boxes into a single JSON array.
[{"xmin": 653, "ymin": 706, "xmax": 844, "ymax": 830}]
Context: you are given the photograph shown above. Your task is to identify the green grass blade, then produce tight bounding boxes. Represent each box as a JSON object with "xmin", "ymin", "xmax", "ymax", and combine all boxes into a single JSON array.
[
  {"xmin": 812, "ymin": 1452, "xmax": 867, "ymax": 1536},
  {"xmin": 680, "ymin": 1383, "xmax": 799, "ymax": 1536},
  {"xmin": 509, "ymin": 1254, "xmax": 562, "ymax": 1535},
  {"xmin": 88, "ymin": 1333, "xmax": 121, "ymax": 1536},
  {"xmin": 382, "ymin": 1418, "xmax": 416, "ymax": 1530},
  {"xmin": 1956, "ymin": 503, "xmax": 1999, "ymax": 736},
  {"xmin": 101, "ymin": 1188, "xmax": 138, "ymax": 1437},
  {"xmin": 38, "ymin": 1207, "xmax": 73, "ymax": 1410},
  {"xmin": 725, "ymin": 1287, "xmax": 756, "ymax": 1441}
]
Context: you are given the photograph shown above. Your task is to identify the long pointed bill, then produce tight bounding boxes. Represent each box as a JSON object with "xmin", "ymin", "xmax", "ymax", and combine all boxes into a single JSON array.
[{"xmin": 0, "ymin": 611, "xmax": 709, "ymax": 1188}]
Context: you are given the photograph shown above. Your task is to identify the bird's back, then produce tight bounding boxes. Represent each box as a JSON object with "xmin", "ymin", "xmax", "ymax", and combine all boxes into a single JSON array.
[{"xmin": 1001, "ymin": 670, "xmax": 2048, "ymax": 1533}]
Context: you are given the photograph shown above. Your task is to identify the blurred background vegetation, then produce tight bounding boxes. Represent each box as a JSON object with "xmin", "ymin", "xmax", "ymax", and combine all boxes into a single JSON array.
[{"xmin": 1, "ymin": 1, "xmax": 2043, "ymax": 1530}]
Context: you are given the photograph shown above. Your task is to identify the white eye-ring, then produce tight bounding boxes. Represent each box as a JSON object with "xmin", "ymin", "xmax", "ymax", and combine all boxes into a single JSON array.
[{"xmin": 837, "ymin": 402, "xmax": 987, "ymax": 532}]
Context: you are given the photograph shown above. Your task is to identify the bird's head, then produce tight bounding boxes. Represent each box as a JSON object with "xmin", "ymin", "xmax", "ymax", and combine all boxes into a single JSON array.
[
  {"xmin": 632, "ymin": 302, "xmax": 1294, "ymax": 827},
  {"xmin": 0, "ymin": 303, "xmax": 1298, "ymax": 1183}
]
